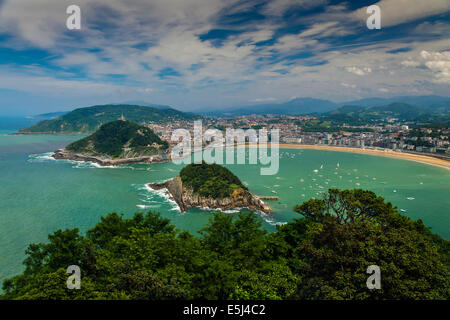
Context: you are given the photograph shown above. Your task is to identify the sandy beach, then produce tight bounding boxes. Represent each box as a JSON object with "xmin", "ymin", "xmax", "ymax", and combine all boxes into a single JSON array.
[{"xmin": 278, "ymin": 144, "xmax": 450, "ymax": 169}]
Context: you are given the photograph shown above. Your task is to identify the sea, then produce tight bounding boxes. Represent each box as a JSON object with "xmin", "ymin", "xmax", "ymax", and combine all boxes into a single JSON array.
[{"xmin": 0, "ymin": 116, "xmax": 449, "ymax": 282}]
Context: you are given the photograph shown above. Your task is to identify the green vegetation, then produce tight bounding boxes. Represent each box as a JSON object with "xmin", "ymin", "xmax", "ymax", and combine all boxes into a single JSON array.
[
  {"xmin": 296, "ymin": 118, "xmax": 374, "ymax": 132},
  {"xmin": 1, "ymin": 189, "xmax": 449, "ymax": 300},
  {"xmin": 327, "ymin": 103, "xmax": 444, "ymax": 123},
  {"xmin": 179, "ymin": 162, "xmax": 248, "ymax": 199},
  {"xmin": 19, "ymin": 104, "xmax": 198, "ymax": 133},
  {"xmin": 66, "ymin": 120, "xmax": 168, "ymax": 158}
]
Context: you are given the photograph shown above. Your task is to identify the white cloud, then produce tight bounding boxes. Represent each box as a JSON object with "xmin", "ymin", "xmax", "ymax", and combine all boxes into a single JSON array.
[
  {"xmin": 340, "ymin": 82, "xmax": 357, "ymax": 88},
  {"xmin": 401, "ymin": 60, "xmax": 421, "ymax": 67},
  {"xmin": 421, "ymin": 50, "xmax": 450, "ymax": 84},
  {"xmin": 250, "ymin": 97, "xmax": 277, "ymax": 102},
  {"xmin": 345, "ymin": 66, "xmax": 372, "ymax": 76},
  {"xmin": 353, "ymin": 0, "xmax": 450, "ymax": 28},
  {"xmin": 0, "ymin": 0, "xmax": 449, "ymax": 108}
]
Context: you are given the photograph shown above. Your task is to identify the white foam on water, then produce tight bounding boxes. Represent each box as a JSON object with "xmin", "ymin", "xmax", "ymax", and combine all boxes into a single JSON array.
[
  {"xmin": 28, "ymin": 152, "xmax": 56, "ymax": 162},
  {"xmin": 142, "ymin": 183, "xmax": 180, "ymax": 212},
  {"xmin": 28, "ymin": 152, "xmax": 132, "ymax": 170},
  {"xmin": 136, "ymin": 204, "xmax": 152, "ymax": 209}
]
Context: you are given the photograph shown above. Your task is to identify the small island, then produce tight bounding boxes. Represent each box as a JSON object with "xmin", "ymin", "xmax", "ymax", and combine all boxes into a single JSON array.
[
  {"xmin": 53, "ymin": 119, "xmax": 170, "ymax": 166},
  {"xmin": 149, "ymin": 162, "xmax": 271, "ymax": 214}
]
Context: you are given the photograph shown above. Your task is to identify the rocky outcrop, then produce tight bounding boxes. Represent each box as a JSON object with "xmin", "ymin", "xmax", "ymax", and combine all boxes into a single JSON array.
[
  {"xmin": 52, "ymin": 149, "xmax": 168, "ymax": 166},
  {"xmin": 149, "ymin": 176, "xmax": 271, "ymax": 214}
]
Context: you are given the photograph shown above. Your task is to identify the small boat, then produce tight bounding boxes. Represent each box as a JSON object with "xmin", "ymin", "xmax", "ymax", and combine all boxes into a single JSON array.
[
  {"xmin": 406, "ymin": 197, "xmax": 415, "ymax": 200},
  {"xmin": 271, "ymin": 190, "xmax": 277, "ymax": 194},
  {"xmin": 393, "ymin": 190, "xmax": 397, "ymax": 193},
  {"xmin": 400, "ymin": 209, "xmax": 407, "ymax": 213},
  {"xmin": 313, "ymin": 169, "xmax": 318, "ymax": 173},
  {"xmin": 320, "ymin": 165, "xmax": 323, "ymax": 169}
]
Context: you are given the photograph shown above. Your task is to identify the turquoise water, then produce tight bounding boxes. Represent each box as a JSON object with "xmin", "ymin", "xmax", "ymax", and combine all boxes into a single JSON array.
[{"xmin": 0, "ymin": 118, "xmax": 449, "ymax": 283}]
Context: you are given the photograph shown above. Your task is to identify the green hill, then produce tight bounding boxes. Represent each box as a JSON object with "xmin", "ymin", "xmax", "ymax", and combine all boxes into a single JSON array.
[
  {"xmin": 66, "ymin": 120, "xmax": 169, "ymax": 158},
  {"xmin": 19, "ymin": 104, "xmax": 198, "ymax": 133},
  {"xmin": 328, "ymin": 103, "xmax": 432, "ymax": 122},
  {"xmin": 179, "ymin": 162, "xmax": 248, "ymax": 199}
]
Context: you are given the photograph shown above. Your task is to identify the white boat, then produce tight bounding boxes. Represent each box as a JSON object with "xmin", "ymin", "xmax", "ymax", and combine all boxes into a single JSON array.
[
  {"xmin": 406, "ymin": 197, "xmax": 415, "ymax": 200},
  {"xmin": 400, "ymin": 209, "xmax": 407, "ymax": 213}
]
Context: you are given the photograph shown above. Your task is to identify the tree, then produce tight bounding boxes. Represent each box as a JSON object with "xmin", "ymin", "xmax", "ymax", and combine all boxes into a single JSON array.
[{"xmin": 288, "ymin": 189, "xmax": 450, "ymax": 299}]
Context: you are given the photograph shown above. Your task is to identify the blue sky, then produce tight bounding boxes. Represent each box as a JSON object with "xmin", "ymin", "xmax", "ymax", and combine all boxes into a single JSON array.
[{"xmin": 0, "ymin": 0, "xmax": 449, "ymax": 115}]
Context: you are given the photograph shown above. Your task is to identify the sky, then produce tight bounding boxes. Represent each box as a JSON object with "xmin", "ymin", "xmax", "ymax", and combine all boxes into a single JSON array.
[{"xmin": 0, "ymin": 0, "xmax": 449, "ymax": 115}]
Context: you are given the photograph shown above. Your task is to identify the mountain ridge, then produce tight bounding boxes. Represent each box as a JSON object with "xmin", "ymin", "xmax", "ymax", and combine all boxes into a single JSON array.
[{"xmin": 19, "ymin": 104, "xmax": 199, "ymax": 134}]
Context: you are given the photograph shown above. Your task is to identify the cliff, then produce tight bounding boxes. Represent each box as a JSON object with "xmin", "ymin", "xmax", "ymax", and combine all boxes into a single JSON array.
[{"xmin": 149, "ymin": 176, "xmax": 271, "ymax": 214}]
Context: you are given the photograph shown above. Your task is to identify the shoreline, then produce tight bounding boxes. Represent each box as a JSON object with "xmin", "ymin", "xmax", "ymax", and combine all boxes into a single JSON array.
[
  {"xmin": 50, "ymin": 144, "xmax": 450, "ymax": 170},
  {"xmin": 52, "ymin": 149, "xmax": 167, "ymax": 166},
  {"xmin": 148, "ymin": 177, "xmax": 271, "ymax": 214},
  {"xmin": 277, "ymin": 144, "xmax": 450, "ymax": 170}
]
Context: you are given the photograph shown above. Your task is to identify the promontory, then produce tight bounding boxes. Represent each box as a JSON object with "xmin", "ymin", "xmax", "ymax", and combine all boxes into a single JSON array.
[
  {"xmin": 149, "ymin": 162, "xmax": 271, "ymax": 214},
  {"xmin": 53, "ymin": 120, "xmax": 169, "ymax": 166}
]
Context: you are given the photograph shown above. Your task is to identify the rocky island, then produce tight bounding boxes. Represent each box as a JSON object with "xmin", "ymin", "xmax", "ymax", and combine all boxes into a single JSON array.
[
  {"xmin": 149, "ymin": 162, "xmax": 271, "ymax": 214},
  {"xmin": 53, "ymin": 120, "xmax": 170, "ymax": 166}
]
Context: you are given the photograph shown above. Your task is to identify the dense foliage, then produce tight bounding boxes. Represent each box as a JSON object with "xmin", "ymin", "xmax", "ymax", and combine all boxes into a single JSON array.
[
  {"xmin": 19, "ymin": 104, "xmax": 198, "ymax": 133},
  {"xmin": 66, "ymin": 120, "xmax": 169, "ymax": 158},
  {"xmin": 1, "ymin": 189, "xmax": 449, "ymax": 300},
  {"xmin": 327, "ymin": 103, "xmax": 443, "ymax": 123},
  {"xmin": 179, "ymin": 162, "xmax": 248, "ymax": 198}
]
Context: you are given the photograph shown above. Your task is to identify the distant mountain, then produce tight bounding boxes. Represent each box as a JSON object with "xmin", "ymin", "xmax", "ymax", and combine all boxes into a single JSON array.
[
  {"xmin": 329, "ymin": 103, "xmax": 433, "ymax": 121},
  {"xmin": 113, "ymin": 101, "xmax": 173, "ymax": 110},
  {"xmin": 28, "ymin": 111, "xmax": 68, "ymax": 120},
  {"xmin": 204, "ymin": 98, "xmax": 338, "ymax": 116},
  {"xmin": 342, "ymin": 95, "xmax": 450, "ymax": 114},
  {"xmin": 205, "ymin": 95, "xmax": 450, "ymax": 116},
  {"xmin": 19, "ymin": 104, "xmax": 199, "ymax": 134}
]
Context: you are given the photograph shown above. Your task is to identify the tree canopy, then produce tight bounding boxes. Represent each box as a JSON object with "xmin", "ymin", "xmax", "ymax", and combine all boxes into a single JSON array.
[
  {"xmin": 1, "ymin": 189, "xmax": 449, "ymax": 300},
  {"xmin": 179, "ymin": 162, "xmax": 248, "ymax": 199},
  {"xmin": 66, "ymin": 120, "xmax": 169, "ymax": 158}
]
